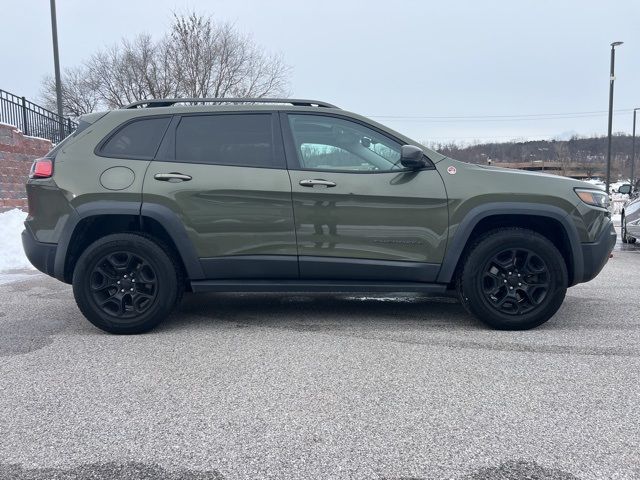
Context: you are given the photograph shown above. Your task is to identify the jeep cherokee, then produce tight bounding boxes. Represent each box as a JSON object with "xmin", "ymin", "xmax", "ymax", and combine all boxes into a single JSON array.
[{"xmin": 22, "ymin": 98, "xmax": 616, "ymax": 333}]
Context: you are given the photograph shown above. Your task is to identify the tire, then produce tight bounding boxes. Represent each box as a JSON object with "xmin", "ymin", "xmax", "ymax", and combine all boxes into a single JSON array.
[
  {"xmin": 72, "ymin": 233, "xmax": 183, "ymax": 334},
  {"xmin": 457, "ymin": 228, "xmax": 568, "ymax": 330},
  {"xmin": 621, "ymin": 214, "xmax": 628, "ymax": 243},
  {"xmin": 621, "ymin": 215, "xmax": 636, "ymax": 244}
]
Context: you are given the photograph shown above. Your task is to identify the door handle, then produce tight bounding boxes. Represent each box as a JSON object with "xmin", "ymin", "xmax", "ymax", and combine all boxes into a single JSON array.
[
  {"xmin": 299, "ymin": 179, "xmax": 336, "ymax": 188},
  {"xmin": 154, "ymin": 172, "xmax": 192, "ymax": 182}
]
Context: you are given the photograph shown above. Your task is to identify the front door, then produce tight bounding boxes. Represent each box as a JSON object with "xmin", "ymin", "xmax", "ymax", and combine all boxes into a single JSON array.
[
  {"xmin": 143, "ymin": 112, "xmax": 298, "ymax": 279},
  {"xmin": 282, "ymin": 113, "xmax": 448, "ymax": 282}
]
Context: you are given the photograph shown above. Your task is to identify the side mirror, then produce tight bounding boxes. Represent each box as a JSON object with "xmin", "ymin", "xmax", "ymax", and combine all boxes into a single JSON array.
[
  {"xmin": 618, "ymin": 184, "xmax": 632, "ymax": 195},
  {"xmin": 400, "ymin": 145, "xmax": 428, "ymax": 169}
]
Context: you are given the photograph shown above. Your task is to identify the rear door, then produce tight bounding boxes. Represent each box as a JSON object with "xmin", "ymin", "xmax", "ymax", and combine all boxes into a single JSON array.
[
  {"xmin": 143, "ymin": 112, "xmax": 298, "ymax": 279},
  {"xmin": 282, "ymin": 112, "xmax": 448, "ymax": 282}
]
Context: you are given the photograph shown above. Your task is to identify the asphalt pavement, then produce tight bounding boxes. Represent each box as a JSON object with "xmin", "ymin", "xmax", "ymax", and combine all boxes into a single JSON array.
[{"xmin": 0, "ymin": 233, "xmax": 638, "ymax": 480}]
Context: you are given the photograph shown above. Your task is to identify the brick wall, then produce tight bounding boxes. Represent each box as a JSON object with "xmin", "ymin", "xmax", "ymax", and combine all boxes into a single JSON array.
[{"xmin": 0, "ymin": 123, "xmax": 52, "ymax": 211}]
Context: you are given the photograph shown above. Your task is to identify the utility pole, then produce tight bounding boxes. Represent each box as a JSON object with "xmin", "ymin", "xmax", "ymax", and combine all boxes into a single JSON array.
[
  {"xmin": 632, "ymin": 108, "xmax": 639, "ymax": 190},
  {"xmin": 606, "ymin": 41, "xmax": 623, "ymax": 194},
  {"xmin": 50, "ymin": 0, "xmax": 65, "ymax": 141}
]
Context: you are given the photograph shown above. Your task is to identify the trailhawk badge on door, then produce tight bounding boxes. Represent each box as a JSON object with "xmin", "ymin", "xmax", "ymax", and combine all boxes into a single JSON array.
[{"xmin": 447, "ymin": 166, "xmax": 457, "ymax": 175}]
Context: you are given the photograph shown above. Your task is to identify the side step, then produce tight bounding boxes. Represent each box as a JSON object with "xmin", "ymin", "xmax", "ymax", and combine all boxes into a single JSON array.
[{"xmin": 190, "ymin": 280, "xmax": 451, "ymax": 295}]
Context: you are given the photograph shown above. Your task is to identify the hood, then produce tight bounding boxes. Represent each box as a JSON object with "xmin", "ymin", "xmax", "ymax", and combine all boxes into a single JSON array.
[{"xmin": 448, "ymin": 159, "xmax": 596, "ymax": 190}]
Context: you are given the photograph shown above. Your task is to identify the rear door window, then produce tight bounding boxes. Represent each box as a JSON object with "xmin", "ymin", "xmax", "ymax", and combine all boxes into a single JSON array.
[{"xmin": 175, "ymin": 114, "xmax": 281, "ymax": 168}]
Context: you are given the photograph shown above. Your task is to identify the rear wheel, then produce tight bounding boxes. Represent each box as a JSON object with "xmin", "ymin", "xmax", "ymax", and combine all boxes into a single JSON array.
[
  {"xmin": 457, "ymin": 228, "xmax": 568, "ymax": 330},
  {"xmin": 72, "ymin": 233, "xmax": 182, "ymax": 334}
]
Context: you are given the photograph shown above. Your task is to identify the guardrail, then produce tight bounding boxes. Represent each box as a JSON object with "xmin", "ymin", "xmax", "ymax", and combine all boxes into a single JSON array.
[{"xmin": 0, "ymin": 89, "xmax": 77, "ymax": 144}]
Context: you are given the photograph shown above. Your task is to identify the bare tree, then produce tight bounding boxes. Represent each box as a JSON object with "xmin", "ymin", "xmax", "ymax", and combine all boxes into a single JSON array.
[
  {"xmin": 40, "ymin": 12, "xmax": 290, "ymax": 114},
  {"xmin": 167, "ymin": 13, "xmax": 217, "ymax": 98},
  {"xmin": 167, "ymin": 13, "xmax": 290, "ymax": 98},
  {"xmin": 41, "ymin": 66, "xmax": 101, "ymax": 118},
  {"xmin": 86, "ymin": 34, "xmax": 179, "ymax": 108}
]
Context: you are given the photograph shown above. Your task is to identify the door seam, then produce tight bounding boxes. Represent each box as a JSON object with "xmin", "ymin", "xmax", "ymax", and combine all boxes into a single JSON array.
[{"xmin": 277, "ymin": 112, "xmax": 301, "ymax": 279}]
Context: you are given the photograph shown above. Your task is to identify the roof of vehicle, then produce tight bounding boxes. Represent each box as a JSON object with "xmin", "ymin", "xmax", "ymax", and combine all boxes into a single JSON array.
[{"xmin": 85, "ymin": 97, "xmax": 446, "ymax": 163}]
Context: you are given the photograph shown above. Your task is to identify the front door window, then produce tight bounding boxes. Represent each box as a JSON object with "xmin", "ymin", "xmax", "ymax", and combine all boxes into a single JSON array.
[{"xmin": 288, "ymin": 114, "xmax": 403, "ymax": 172}]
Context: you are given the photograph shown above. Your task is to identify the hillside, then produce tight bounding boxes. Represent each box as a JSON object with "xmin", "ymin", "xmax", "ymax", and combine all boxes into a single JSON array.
[{"xmin": 428, "ymin": 133, "xmax": 636, "ymax": 180}]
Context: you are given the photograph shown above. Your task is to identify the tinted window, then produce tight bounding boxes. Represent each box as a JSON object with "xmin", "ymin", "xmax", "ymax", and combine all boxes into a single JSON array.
[
  {"xmin": 175, "ymin": 114, "xmax": 277, "ymax": 168},
  {"xmin": 288, "ymin": 114, "xmax": 403, "ymax": 172},
  {"xmin": 100, "ymin": 117, "xmax": 170, "ymax": 159}
]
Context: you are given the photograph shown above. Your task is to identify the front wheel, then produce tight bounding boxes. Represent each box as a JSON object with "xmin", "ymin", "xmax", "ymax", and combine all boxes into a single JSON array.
[
  {"xmin": 72, "ymin": 233, "xmax": 182, "ymax": 334},
  {"xmin": 457, "ymin": 228, "xmax": 568, "ymax": 330}
]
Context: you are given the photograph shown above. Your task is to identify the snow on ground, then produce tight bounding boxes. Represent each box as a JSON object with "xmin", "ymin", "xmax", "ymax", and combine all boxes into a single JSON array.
[
  {"xmin": 610, "ymin": 192, "xmax": 629, "ymax": 216},
  {"xmin": 0, "ymin": 209, "xmax": 34, "ymax": 272}
]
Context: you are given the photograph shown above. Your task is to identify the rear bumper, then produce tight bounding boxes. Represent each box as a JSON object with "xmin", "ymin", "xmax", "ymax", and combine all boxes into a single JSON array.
[
  {"xmin": 579, "ymin": 220, "xmax": 616, "ymax": 283},
  {"xmin": 22, "ymin": 228, "xmax": 57, "ymax": 278}
]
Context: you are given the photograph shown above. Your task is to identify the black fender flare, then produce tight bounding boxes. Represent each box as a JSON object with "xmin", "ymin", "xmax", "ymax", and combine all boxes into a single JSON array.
[
  {"xmin": 53, "ymin": 201, "xmax": 204, "ymax": 281},
  {"xmin": 140, "ymin": 203, "xmax": 205, "ymax": 279},
  {"xmin": 436, "ymin": 202, "xmax": 584, "ymax": 285}
]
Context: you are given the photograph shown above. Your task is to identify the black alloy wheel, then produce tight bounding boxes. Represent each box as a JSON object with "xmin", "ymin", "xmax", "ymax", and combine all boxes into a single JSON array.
[
  {"xmin": 73, "ymin": 233, "xmax": 182, "ymax": 334},
  {"xmin": 480, "ymin": 248, "xmax": 549, "ymax": 316},
  {"xmin": 89, "ymin": 251, "xmax": 158, "ymax": 318},
  {"xmin": 457, "ymin": 227, "xmax": 568, "ymax": 330}
]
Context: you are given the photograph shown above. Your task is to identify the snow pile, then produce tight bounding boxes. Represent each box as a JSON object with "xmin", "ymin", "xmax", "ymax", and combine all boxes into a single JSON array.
[
  {"xmin": 583, "ymin": 178, "xmax": 606, "ymax": 190},
  {"xmin": 0, "ymin": 209, "xmax": 34, "ymax": 272}
]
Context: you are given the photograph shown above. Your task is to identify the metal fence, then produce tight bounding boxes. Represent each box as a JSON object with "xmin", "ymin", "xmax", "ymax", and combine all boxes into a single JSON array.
[{"xmin": 0, "ymin": 89, "xmax": 77, "ymax": 144}]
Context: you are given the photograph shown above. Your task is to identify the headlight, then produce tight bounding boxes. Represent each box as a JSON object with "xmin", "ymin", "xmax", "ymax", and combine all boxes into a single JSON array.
[{"xmin": 575, "ymin": 188, "xmax": 609, "ymax": 209}]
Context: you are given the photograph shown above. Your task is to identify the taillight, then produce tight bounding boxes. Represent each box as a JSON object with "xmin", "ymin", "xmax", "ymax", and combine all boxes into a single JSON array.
[{"xmin": 30, "ymin": 158, "xmax": 53, "ymax": 179}]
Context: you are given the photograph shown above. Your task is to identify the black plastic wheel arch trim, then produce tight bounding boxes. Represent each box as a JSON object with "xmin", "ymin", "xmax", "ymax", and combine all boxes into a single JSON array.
[
  {"xmin": 436, "ymin": 202, "xmax": 584, "ymax": 286},
  {"xmin": 52, "ymin": 201, "xmax": 205, "ymax": 282}
]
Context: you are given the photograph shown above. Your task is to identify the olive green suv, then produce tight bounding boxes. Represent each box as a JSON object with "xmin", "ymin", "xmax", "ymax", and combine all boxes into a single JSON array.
[{"xmin": 22, "ymin": 98, "xmax": 616, "ymax": 333}]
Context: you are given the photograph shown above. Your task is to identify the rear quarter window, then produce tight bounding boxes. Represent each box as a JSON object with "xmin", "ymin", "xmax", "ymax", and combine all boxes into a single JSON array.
[{"xmin": 98, "ymin": 116, "xmax": 171, "ymax": 159}]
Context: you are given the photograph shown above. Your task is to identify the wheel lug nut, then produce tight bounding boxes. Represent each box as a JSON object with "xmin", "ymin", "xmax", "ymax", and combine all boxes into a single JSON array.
[
  {"xmin": 509, "ymin": 286, "xmax": 513, "ymax": 290},
  {"xmin": 124, "ymin": 275, "xmax": 127, "ymax": 278},
  {"xmin": 518, "ymin": 283, "xmax": 522, "ymax": 286},
  {"xmin": 504, "ymin": 280, "xmax": 507, "ymax": 283},
  {"xmin": 121, "ymin": 289, "xmax": 125, "ymax": 293},
  {"xmin": 508, "ymin": 272, "xmax": 512, "ymax": 275},
  {"xmin": 130, "ymin": 288, "xmax": 134, "ymax": 291},
  {"xmin": 132, "ymin": 279, "xmax": 135, "ymax": 283},
  {"xmin": 517, "ymin": 274, "xmax": 521, "ymax": 277},
  {"xmin": 117, "ymin": 281, "xmax": 120, "ymax": 285}
]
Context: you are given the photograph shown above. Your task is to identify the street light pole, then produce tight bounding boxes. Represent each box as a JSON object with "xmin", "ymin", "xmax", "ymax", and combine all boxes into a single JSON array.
[
  {"xmin": 606, "ymin": 41, "xmax": 623, "ymax": 194},
  {"xmin": 632, "ymin": 108, "xmax": 639, "ymax": 190},
  {"xmin": 49, "ymin": 0, "xmax": 65, "ymax": 141}
]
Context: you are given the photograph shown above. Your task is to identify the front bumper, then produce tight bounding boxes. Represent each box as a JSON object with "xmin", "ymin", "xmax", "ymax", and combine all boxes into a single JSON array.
[
  {"xmin": 22, "ymin": 228, "xmax": 57, "ymax": 278},
  {"xmin": 580, "ymin": 220, "xmax": 616, "ymax": 283}
]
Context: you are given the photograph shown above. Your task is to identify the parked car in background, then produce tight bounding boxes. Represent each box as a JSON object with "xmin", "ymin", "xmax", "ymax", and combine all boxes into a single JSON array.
[{"xmin": 619, "ymin": 183, "xmax": 639, "ymax": 244}]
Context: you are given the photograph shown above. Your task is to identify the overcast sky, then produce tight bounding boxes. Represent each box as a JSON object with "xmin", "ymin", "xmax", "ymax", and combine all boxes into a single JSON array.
[{"xmin": 1, "ymin": 0, "xmax": 638, "ymax": 144}]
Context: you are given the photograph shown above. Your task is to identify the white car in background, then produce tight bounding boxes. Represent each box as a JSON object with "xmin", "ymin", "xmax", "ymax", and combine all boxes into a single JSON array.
[{"xmin": 619, "ymin": 183, "xmax": 639, "ymax": 244}]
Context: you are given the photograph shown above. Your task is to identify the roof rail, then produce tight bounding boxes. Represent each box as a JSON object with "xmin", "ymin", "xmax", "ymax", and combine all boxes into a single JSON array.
[{"xmin": 124, "ymin": 98, "xmax": 339, "ymax": 109}]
